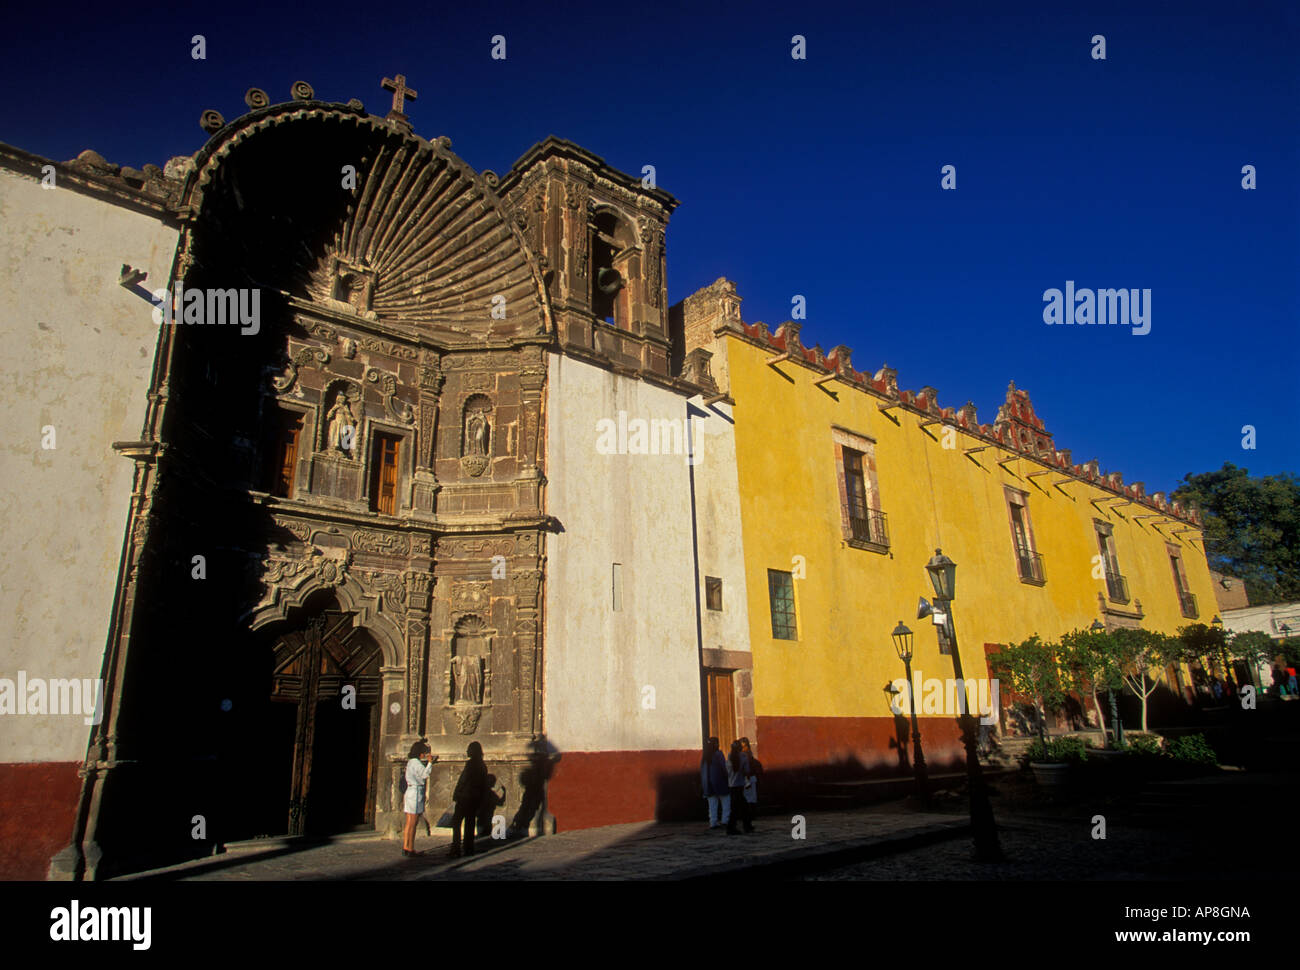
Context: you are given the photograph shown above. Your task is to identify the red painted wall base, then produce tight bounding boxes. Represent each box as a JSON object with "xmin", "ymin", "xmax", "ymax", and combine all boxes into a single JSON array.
[
  {"xmin": 0, "ymin": 762, "xmax": 81, "ymax": 880},
  {"xmin": 546, "ymin": 749, "xmax": 700, "ymax": 831},
  {"xmin": 754, "ymin": 715, "xmax": 969, "ymax": 773}
]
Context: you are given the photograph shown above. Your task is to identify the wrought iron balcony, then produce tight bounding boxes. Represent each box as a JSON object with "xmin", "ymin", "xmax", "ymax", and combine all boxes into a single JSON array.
[
  {"xmin": 1016, "ymin": 548, "xmax": 1046, "ymax": 585},
  {"xmin": 1105, "ymin": 570, "xmax": 1130, "ymax": 604},
  {"xmin": 849, "ymin": 508, "xmax": 889, "ymax": 547},
  {"xmin": 1179, "ymin": 590, "xmax": 1199, "ymax": 619}
]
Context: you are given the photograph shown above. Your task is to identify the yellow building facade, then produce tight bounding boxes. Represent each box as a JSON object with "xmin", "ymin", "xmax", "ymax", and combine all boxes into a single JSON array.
[{"xmin": 674, "ymin": 278, "xmax": 1218, "ymax": 774}]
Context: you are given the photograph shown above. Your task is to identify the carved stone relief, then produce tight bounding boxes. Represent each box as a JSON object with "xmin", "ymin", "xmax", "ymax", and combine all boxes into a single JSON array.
[
  {"xmin": 259, "ymin": 546, "xmax": 352, "ymax": 591},
  {"xmin": 452, "ymin": 581, "xmax": 491, "ymax": 615},
  {"xmin": 367, "ymin": 367, "xmax": 415, "ymax": 424},
  {"xmin": 272, "ymin": 345, "xmax": 330, "ymax": 392},
  {"xmin": 351, "ymin": 530, "xmax": 407, "ymax": 556},
  {"xmin": 272, "ymin": 516, "xmax": 313, "ymax": 543}
]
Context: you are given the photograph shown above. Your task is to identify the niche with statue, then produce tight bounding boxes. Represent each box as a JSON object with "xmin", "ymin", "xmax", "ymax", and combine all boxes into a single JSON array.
[{"xmin": 459, "ymin": 394, "xmax": 492, "ymax": 477}]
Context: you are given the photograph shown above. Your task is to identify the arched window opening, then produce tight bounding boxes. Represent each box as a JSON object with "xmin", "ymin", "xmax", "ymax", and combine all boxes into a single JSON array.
[{"xmin": 591, "ymin": 210, "xmax": 632, "ymax": 328}]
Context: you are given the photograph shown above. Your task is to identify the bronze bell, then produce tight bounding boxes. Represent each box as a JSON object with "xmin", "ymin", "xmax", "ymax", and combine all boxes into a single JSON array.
[{"xmin": 596, "ymin": 267, "xmax": 624, "ymax": 295}]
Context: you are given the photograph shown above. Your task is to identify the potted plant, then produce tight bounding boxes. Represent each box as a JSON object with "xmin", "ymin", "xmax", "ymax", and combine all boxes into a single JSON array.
[{"xmin": 1026, "ymin": 736, "xmax": 1089, "ymax": 788}]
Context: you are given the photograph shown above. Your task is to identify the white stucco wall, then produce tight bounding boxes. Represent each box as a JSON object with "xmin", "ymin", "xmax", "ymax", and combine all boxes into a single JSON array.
[
  {"xmin": 0, "ymin": 168, "xmax": 178, "ymax": 762},
  {"xmin": 543, "ymin": 353, "xmax": 702, "ymax": 752},
  {"xmin": 1223, "ymin": 602, "xmax": 1300, "ymax": 687},
  {"xmin": 687, "ymin": 397, "xmax": 751, "ymax": 658}
]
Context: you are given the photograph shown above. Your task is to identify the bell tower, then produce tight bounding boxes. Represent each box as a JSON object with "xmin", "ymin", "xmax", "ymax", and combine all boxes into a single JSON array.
[{"xmin": 498, "ymin": 137, "xmax": 678, "ymax": 377}]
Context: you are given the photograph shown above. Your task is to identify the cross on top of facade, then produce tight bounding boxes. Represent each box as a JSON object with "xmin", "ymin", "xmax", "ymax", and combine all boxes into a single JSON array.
[{"xmin": 382, "ymin": 74, "xmax": 418, "ymax": 117}]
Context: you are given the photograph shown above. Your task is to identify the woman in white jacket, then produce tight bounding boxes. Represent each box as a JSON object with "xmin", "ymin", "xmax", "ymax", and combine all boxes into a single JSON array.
[{"xmin": 402, "ymin": 740, "xmax": 438, "ymax": 857}]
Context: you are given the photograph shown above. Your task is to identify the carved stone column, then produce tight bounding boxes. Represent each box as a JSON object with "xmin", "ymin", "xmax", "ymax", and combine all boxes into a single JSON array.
[
  {"xmin": 511, "ymin": 566, "xmax": 543, "ymax": 734},
  {"xmin": 517, "ymin": 347, "xmax": 546, "ymax": 511},
  {"xmin": 404, "ymin": 571, "xmax": 433, "ymax": 736},
  {"xmin": 412, "ymin": 356, "xmax": 444, "ymax": 518}
]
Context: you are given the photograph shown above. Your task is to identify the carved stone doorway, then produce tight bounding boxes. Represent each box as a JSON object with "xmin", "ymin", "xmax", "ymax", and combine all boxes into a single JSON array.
[{"xmin": 269, "ymin": 610, "xmax": 383, "ymax": 836}]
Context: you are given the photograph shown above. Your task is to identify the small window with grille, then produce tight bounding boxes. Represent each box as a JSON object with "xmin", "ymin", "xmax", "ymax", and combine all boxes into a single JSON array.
[{"xmin": 768, "ymin": 569, "xmax": 797, "ymax": 640}]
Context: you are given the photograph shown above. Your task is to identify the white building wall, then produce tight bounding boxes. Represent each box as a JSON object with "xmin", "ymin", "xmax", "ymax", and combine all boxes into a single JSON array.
[
  {"xmin": 543, "ymin": 353, "xmax": 702, "ymax": 752},
  {"xmin": 0, "ymin": 168, "xmax": 178, "ymax": 762},
  {"xmin": 1223, "ymin": 602, "xmax": 1300, "ymax": 687},
  {"xmin": 687, "ymin": 397, "xmax": 751, "ymax": 657}
]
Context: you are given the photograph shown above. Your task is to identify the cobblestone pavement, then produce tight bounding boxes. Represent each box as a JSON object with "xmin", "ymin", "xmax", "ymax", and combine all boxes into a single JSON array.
[
  {"xmin": 119, "ymin": 768, "xmax": 1297, "ymax": 882},
  {"xmin": 118, "ymin": 804, "xmax": 966, "ymax": 882},
  {"xmin": 804, "ymin": 816, "xmax": 1237, "ymax": 881},
  {"xmin": 810, "ymin": 770, "xmax": 1296, "ymax": 881}
]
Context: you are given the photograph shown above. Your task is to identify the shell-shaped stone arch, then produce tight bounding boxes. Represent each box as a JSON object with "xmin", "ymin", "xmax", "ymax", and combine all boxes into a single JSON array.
[{"xmin": 179, "ymin": 99, "xmax": 554, "ymax": 340}]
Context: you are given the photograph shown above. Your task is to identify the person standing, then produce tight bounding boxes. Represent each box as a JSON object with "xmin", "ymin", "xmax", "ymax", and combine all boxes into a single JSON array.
[
  {"xmin": 740, "ymin": 737, "xmax": 762, "ymax": 815},
  {"xmin": 700, "ymin": 737, "xmax": 730, "ymax": 829},
  {"xmin": 725, "ymin": 739, "xmax": 754, "ymax": 835},
  {"xmin": 450, "ymin": 742, "xmax": 488, "ymax": 858},
  {"xmin": 402, "ymin": 739, "xmax": 437, "ymax": 857}
]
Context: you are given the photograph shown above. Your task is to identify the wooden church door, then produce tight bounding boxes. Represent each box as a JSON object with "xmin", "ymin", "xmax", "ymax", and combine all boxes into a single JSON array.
[{"xmin": 270, "ymin": 611, "xmax": 383, "ymax": 836}]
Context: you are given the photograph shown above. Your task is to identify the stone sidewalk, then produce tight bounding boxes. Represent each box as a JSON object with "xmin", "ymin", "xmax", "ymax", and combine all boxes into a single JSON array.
[{"xmin": 118, "ymin": 804, "xmax": 969, "ymax": 881}]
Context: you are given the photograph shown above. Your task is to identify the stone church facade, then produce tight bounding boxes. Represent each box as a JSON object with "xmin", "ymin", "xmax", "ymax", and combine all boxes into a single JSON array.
[
  {"xmin": 0, "ymin": 79, "xmax": 741, "ymax": 880},
  {"xmin": 3, "ymin": 74, "xmax": 1223, "ymax": 884}
]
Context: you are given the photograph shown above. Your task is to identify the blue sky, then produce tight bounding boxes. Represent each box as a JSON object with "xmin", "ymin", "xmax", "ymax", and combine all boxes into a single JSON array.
[{"xmin": 2, "ymin": 0, "xmax": 1295, "ymax": 492}]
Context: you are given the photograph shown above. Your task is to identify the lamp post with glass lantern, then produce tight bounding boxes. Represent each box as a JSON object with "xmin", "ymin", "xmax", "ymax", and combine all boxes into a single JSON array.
[
  {"xmin": 890, "ymin": 621, "xmax": 930, "ymax": 807},
  {"xmin": 923, "ymin": 548, "xmax": 1003, "ymax": 862},
  {"xmin": 1210, "ymin": 615, "xmax": 1233, "ymax": 694}
]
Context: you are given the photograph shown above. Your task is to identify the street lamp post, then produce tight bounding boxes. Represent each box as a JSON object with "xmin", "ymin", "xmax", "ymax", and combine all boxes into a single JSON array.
[
  {"xmin": 1210, "ymin": 615, "xmax": 1232, "ymax": 691},
  {"xmin": 1090, "ymin": 618, "xmax": 1123, "ymax": 748},
  {"xmin": 891, "ymin": 621, "xmax": 930, "ymax": 807},
  {"xmin": 924, "ymin": 549, "xmax": 1003, "ymax": 862}
]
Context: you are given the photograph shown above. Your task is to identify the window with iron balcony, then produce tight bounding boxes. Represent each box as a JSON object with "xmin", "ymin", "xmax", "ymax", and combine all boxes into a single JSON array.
[
  {"xmin": 1006, "ymin": 488, "xmax": 1045, "ymax": 585},
  {"xmin": 1169, "ymin": 547, "xmax": 1198, "ymax": 619},
  {"xmin": 1095, "ymin": 520, "xmax": 1129, "ymax": 603},
  {"xmin": 833, "ymin": 430, "xmax": 888, "ymax": 553}
]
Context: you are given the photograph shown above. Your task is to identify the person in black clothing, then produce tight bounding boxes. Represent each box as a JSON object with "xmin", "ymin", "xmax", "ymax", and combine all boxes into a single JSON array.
[
  {"xmin": 450, "ymin": 741, "xmax": 487, "ymax": 858},
  {"xmin": 725, "ymin": 739, "xmax": 754, "ymax": 834},
  {"xmin": 740, "ymin": 737, "xmax": 763, "ymax": 816}
]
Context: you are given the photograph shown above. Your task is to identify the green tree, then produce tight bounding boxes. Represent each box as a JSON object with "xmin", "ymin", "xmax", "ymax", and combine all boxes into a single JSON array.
[
  {"xmin": 1179, "ymin": 622, "xmax": 1229, "ymax": 677},
  {"xmin": 1172, "ymin": 463, "xmax": 1300, "ymax": 605},
  {"xmin": 1060, "ymin": 628, "xmax": 1126, "ymax": 746},
  {"xmin": 990, "ymin": 635, "xmax": 1068, "ymax": 742},
  {"xmin": 1229, "ymin": 630, "xmax": 1283, "ymax": 681},
  {"xmin": 1114, "ymin": 628, "xmax": 1184, "ymax": 732}
]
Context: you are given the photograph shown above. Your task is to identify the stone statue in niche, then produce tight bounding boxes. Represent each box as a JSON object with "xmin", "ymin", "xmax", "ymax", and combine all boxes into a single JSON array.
[
  {"xmin": 460, "ymin": 396, "xmax": 493, "ymax": 477},
  {"xmin": 466, "ymin": 411, "xmax": 489, "ymax": 456},
  {"xmin": 326, "ymin": 388, "xmax": 359, "ymax": 457},
  {"xmin": 451, "ymin": 654, "xmax": 483, "ymax": 704}
]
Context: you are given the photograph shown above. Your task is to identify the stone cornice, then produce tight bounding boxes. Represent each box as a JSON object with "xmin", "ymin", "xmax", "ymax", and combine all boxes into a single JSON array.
[
  {"xmin": 284, "ymin": 295, "xmax": 557, "ymax": 356},
  {"xmin": 0, "ymin": 143, "xmax": 183, "ymax": 225},
  {"xmin": 498, "ymin": 135, "xmax": 679, "ymax": 213},
  {"xmin": 251, "ymin": 494, "xmax": 558, "ymax": 535},
  {"xmin": 718, "ymin": 322, "xmax": 1203, "ymax": 527}
]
